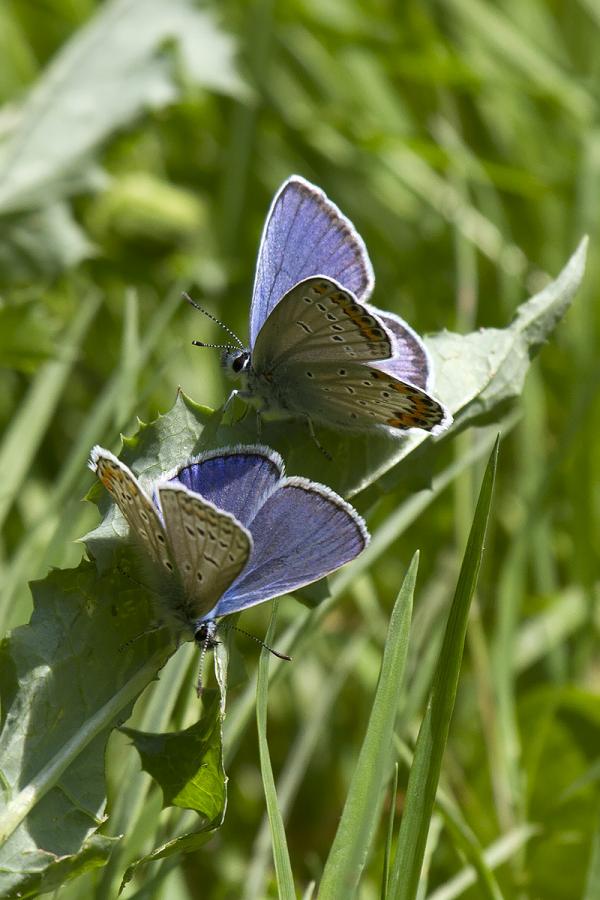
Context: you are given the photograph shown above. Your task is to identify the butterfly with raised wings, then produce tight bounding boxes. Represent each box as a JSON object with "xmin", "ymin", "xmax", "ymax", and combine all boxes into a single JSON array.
[{"xmin": 193, "ymin": 176, "xmax": 451, "ymax": 440}]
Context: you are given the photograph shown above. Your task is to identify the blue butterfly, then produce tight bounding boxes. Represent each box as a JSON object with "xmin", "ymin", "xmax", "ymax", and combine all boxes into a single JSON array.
[
  {"xmin": 90, "ymin": 444, "xmax": 368, "ymax": 689},
  {"xmin": 195, "ymin": 176, "xmax": 451, "ymax": 438}
]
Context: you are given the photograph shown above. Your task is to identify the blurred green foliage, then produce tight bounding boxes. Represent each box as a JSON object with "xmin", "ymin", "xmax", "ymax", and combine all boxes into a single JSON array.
[{"xmin": 0, "ymin": 0, "xmax": 599, "ymax": 897}]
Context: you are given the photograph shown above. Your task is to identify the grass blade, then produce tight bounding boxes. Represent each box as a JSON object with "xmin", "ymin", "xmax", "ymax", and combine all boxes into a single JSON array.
[
  {"xmin": 393, "ymin": 734, "xmax": 505, "ymax": 900},
  {"xmin": 427, "ymin": 824, "xmax": 540, "ymax": 900},
  {"xmin": 319, "ymin": 552, "xmax": 418, "ymax": 899},
  {"xmin": 244, "ymin": 634, "xmax": 366, "ymax": 900},
  {"xmin": 0, "ymin": 291, "xmax": 100, "ymax": 531},
  {"xmin": 583, "ymin": 811, "xmax": 600, "ymax": 900},
  {"xmin": 388, "ymin": 438, "xmax": 499, "ymax": 900},
  {"xmin": 382, "ymin": 763, "xmax": 399, "ymax": 900},
  {"xmin": 256, "ymin": 601, "xmax": 296, "ymax": 900}
]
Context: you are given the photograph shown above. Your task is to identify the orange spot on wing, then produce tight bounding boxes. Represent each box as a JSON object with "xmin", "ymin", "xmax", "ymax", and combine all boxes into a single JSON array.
[
  {"xmin": 328, "ymin": 294, "xmax": 390, "ymax": 348},
  {"xmin": 387, "ymin": 416, "xmax": 410, "ymax": 428}
]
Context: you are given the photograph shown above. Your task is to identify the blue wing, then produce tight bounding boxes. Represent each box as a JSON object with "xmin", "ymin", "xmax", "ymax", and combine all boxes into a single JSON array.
[
  {"xmin": 367, "ymin": 306, "xmax": 433, "ymax": 391},
  {"xmin": 212, "ymin": 478, "xmax": 369, "ymax": 617},
  {"xmin": 168, "ymin": 446, "xmax": 284, "ymax": 528},
  {"xmin": 249, "ymin": 176, "xmax": 375, "ymax": 346}
]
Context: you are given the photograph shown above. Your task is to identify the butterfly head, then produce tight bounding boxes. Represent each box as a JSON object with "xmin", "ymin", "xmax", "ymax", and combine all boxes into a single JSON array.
[
  {"xmin": 194, "ymin": 619, "xmax": 219, "ymax": 649},
  {"xmin": 221, "ymin": 347, "xmax": 251, "ymax": 380}
]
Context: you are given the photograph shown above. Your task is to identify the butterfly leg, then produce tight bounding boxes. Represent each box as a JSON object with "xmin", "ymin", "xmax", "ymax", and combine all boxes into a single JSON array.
[
  {"xmin": 221, "ymin": 389, "xmax": 239, "ymax": 415},
  {"xmin": 222, "ymin": 389, "xmax": 254, "ymax": 426},
  {"xmin": 306, "ymin": 417, "xmax": 332, "ymax": 461}
]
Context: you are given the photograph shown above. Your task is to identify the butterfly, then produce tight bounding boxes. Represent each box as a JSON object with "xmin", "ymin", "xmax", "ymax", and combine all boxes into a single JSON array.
[
  {"xmin": 193, "ymin": 176, "xmax": 451, "ymax": 441},
  {"xmin": 90, "ymin": 443, "xmax": 368, "ymax": 691}
]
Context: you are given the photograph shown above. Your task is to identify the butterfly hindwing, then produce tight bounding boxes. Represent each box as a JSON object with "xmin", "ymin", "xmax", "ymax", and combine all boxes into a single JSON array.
[
  {"xmin": 90, "ymin": 447, "xmax": 173, "ymax": 573},
  {"xmin": 252, "ymin": 276, "xmax": 393, "ymax": 369},
  {"xmin": 250, "ymin": 177, "xmax": 374, "ymax": 346},
  {"xmin": 269, "ymin": 360, "xmax": 449, "ymax": 432},
  {"xmin": 216, "ymin": 477, "xmax": 368, "ymax": 616},
  {"xmin": 367, "ymin": 306, "xmax": 433, "ymax": 391},
  {"xmin": 168, "ymin": 446, "xmax": 284, "ymax": 528},
  {"xmin": 158, "ymin": 484, "xmax": 252, "ymax": 621}
]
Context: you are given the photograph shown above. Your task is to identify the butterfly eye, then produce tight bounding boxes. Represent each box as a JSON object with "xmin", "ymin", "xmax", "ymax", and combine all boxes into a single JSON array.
[{"xmin": 232, "ymin": 353, "xmax": 249, "ymax": 374}]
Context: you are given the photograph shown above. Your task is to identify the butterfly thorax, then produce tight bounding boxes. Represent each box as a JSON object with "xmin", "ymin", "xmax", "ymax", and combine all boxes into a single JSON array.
[{"xmin": 222, "ymin": 347, "xmax": 291, "ymax": 417}]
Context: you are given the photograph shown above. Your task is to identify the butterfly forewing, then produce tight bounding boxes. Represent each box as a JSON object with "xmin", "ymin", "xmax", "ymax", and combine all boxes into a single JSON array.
[
  {"xmin": 91, "ymin": 448, "xmax": 173, "ymax": 573},
  {"xmin": 250, "ymin": 177, "xmax": 374, "ymax": 346},
  {"xmin": 158, "ymin": 484, "xmax": 252, "ymax": 620},
  {"xmin": 277, "ymin": 361, "xmax": 449, "ymax": 432},
  {"xmin": 252, "ymin": 277, "xmax": 392, "ymax": 370}
]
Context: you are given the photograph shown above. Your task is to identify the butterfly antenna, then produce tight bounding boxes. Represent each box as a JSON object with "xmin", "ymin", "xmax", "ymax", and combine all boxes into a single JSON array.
[
  {"xmin": 192, "ymin": 341, "xmax": 237, "ymax": 351},
  {"xmin": 183, "ymin": 291, "xmax": 245, "ymax": 350},
  {"xmin": 222, "ymin": 622, "xmax": 292, "ymax": 661}
]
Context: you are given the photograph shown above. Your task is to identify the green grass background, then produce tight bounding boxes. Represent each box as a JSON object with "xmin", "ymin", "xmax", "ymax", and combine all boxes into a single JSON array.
[{"xmin": 0, "ymin": 1, "xmax": 598, "ymax": 897}]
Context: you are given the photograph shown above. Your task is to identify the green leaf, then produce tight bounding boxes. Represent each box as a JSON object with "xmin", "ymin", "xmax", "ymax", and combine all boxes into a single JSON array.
[
  {"xmin": 121, "ymin": 689, "xmax": 226, "ymax": 819},
  {"xmin": 0, "ymin": 561, "xmax": 172, "ymax": 900},
  {"xmin": 0, "ymin": 833, "xmax": 119, "ymax": 900},
  {"xmin": 0, "ymin": 0, "xmax": 245, "ymax": 216},
  {"xmin": 429, "ymin": 237, "xmax": 589, "ymax": 431},
  {"xmin": 388, "ymin": 437, "xmax": 499, "ymax": 900},
  {"xmin": 117, "ymin": 624, "xmax": 230, "ymax": 892},
  {"xmin": 318, "ymin": 553, "xmax": 417, "ymax": 899}
]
